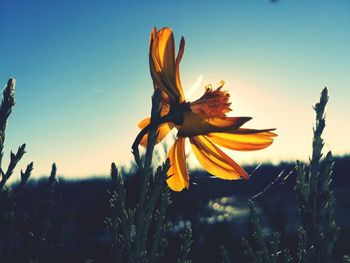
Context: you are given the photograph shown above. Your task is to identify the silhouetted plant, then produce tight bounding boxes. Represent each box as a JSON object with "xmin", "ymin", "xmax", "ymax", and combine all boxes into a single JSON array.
[
  {"xmin": 0, "ymin": 78, "xmax": 33, "ymax": 263},
  {"xmin": 106, "ymin": 90, "xmax": 192, "ymax": 263},
  {"xmin": 177, "ymin": 226, "xmax": 192, "ymax": 263},
  {"xmin": 0, "ymin": 78, "xmax": 33, "ymax": 191},
  {"xmin": 220, "ymin": 246, "xmax": 231, "ymax": 263},
  {"xmin": 29, "ymin": 163, "xmax": 65, "ymax": 263},
  {"xmin": 296, "ymin": 87, "xmax": 338, "ymax": 263},
  {"xmin": 241, "ymin": 201, "xmax": 292, "ymax": 263},
  {"xmin": 238, "ymin": 87, "xmax": 338, "ymax": 263}
]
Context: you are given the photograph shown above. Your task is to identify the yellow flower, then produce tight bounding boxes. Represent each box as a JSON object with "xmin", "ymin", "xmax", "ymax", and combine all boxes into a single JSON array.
[{"xmin": 137, "ymin": 27, "xmax": 276, "ymax": 191}]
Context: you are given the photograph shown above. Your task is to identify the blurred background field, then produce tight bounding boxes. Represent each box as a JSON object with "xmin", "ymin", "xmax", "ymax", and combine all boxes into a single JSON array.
[{"xmin": 4, "ymin": 155, "xmax": 349, "ymax": 262}]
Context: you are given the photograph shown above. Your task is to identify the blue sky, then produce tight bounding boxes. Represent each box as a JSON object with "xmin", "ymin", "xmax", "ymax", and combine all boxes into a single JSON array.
[{"xmin": 1, "ymin": 0, "xmax": 349, "ymax": 179}]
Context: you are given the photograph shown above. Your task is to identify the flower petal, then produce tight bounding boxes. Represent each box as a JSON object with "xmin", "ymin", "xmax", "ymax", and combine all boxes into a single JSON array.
[
  {"xmin": 205, "ymin": 116, "xmax": 252, "ymax": 128},
  {"xmin": 207, "ymin": 129, "xmax": 277, "ymax": 151},
  {"xmin": 149, "ymin": 27, "xmax": 185, "ymax": 103},
  {"xmin": 138, "ymin": 117, "xmax": 174, "ymax": 147},
  {"xmin": 190, "ymin": 135, "xmax": 249, "ymax": 180},
  {"xmin": 167, "ymin": 137, "xmax": 189, "ymax": 191},
  {"xmin": 175, "ymin": 36, "xmax": 185, "ymax": 99},
  {"xmin": 177, "ymin": 111, "xmax": 252, "ymax": 137}
]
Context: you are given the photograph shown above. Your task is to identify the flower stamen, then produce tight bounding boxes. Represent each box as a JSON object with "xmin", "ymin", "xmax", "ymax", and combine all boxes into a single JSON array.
[{"xmin": 189, "ymin": 81, "xmax": 232, "ymax": 118}]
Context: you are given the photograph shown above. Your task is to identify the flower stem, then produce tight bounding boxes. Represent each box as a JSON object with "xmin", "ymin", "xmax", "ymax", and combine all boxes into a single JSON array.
[{"xmin": 131, "ymin": 113, "xmax": 172, "ymax": 162}]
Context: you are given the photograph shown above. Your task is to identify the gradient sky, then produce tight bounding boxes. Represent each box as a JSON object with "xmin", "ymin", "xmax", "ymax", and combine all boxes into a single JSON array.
[{"xmin": 1, "ymin": 0, "xmax": 349, "ymax": 180}]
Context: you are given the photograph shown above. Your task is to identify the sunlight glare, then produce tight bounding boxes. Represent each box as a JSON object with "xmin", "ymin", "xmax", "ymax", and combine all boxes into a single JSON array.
[{"xmin": 185, "ymin": 74, "xmax": 203, "ymax": 100}]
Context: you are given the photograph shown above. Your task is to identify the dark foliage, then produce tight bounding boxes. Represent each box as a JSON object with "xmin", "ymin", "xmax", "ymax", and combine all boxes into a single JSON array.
[{"xmin": 1, "ymin": 154, "xmax": 348, "ymax": 262}]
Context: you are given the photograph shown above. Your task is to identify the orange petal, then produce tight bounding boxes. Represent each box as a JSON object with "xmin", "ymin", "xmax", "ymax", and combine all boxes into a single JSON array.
[
  {"xmin": 149, "ymin": 27, "xmax": 185, "ymax": 103},
  {"xmin": 166, "ymin": 137, "xmax": 189, "ymax": 191},
  {"xmin": 138, "ymin": 117, "xmax": 174, "ymax": 147},
  {"xmin": 138, "ymin": 117, "xmax": 151, "ymax": 129},
  {"xmin": 190, "ymin": 135, "xmax": 248, "ymax": 180},
  {"xmin": 149, "ymin": 29, "xmax": 169, "ymax": 101},
  {"xmin": 137, "ymin": 104, "xmax": 170, "ymax": 130},
  {"xmin": 221, "ymin": 128, "xmax": 277, "ymax": 135},
  {"xmin": 177, "ymin": 111, "xmax": 251, "ymax": 137},
  {"xmin": 175, "ymin": 36, "xmax": 185, "ymax": 99},
  {"xmin": 205, "ymin": 116, "xmax": 252, "ymax": 128},
  {"xmin": 207, "ymin": 129, "xmax": 277, "ymax": 151}
]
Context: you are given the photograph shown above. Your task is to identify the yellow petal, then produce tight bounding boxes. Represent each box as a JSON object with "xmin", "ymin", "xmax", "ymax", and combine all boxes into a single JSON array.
[
  {"xmin": 137, "ymin": 104, "xmax": 170, "ymax": 130},
  {"xmin": 138, "ymin": 117, "xmax": 174, "ymax": 147},
  {"xmin": 205, "ymin": 116, "xmax": 252, "ymax": 128},
  {"xmin": 177, "ymin": 111, "xmax": 251, "ymax": 137},
  {"xmin": 149, "ymin": 29, "xmax": 170, "ymax": 103},
  {"xmin": 190, "ymin": 135, "xmax": 248, "ymax": 180},
  {"xmin": 175, "ymin": 36, "xmax": 185, "ymax": 98},
  {"xmin": 138, "ymin": 117, "xmax": 151, "ymax": 129},
  {"xmin": 149, "ymin": 27, "xmax": 185, "ymax": 103},
  {"xmin": 207, "ymin": 129, "xmax": 277, "ymax": 151},
  {"xmin": 166, "ymin": 137, "xmax": 189, "ymax": 191}
]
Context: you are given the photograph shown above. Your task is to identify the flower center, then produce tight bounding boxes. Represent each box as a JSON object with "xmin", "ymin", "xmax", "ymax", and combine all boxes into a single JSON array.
[
  {"xmin": 189, "ymin": 82, "xmax": 232, "ymax": 118},
  {"xmin": 168, "ymin": 102, "xmax": 191, "ymax": 125}
]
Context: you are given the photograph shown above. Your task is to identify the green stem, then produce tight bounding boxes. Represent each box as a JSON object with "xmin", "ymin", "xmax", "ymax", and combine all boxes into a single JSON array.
[{"xmin": 131, "ymin": 113, "xmax": 173, "ymax": 165}]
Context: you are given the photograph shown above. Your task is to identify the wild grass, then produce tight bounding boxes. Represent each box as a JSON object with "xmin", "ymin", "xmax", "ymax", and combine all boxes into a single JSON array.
[
  {"xmin": 0, "ymin": 79, "xmax": 63, "ymax": 263},
  {"xmin": 231, "ymin": 88, "xmax": 339, "ymax": 263},
  {"xmin": 0, "ymin": 78, "xmax": 33, "ymax": 262}
]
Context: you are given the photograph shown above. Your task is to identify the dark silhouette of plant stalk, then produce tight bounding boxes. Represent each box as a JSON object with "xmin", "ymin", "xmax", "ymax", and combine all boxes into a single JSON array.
[
  {"xmin": 29, "ymin": 163, "xmax": 65, "ymax": 263},
  {"xmin": 0, "ymin": 78, "xmax": 33, "ymax": 263},
  {"xmin": 177, "ymin": 226, "xmax": 193, "ymax": 263},
  {"xmin": 235, "ymin": 87, "xmax": 338, "ymax": 263},
  {"xmin": 106, "ymin": 89, "xmax": 192, "ymax": 262},
  {"xmin": 220, "ymin": 245, "xmax": 231, "ymax": 263},
  {"xmin": 296, "ymin": 87, "xmax": 338, "ymax": 263},
  {"xmin": 241, "ymin": 201, "xmax": 292, "ymax": 263},
  {"xmin": 0, "ymin": 79, "xmax": 33, "ymax": 191}
]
